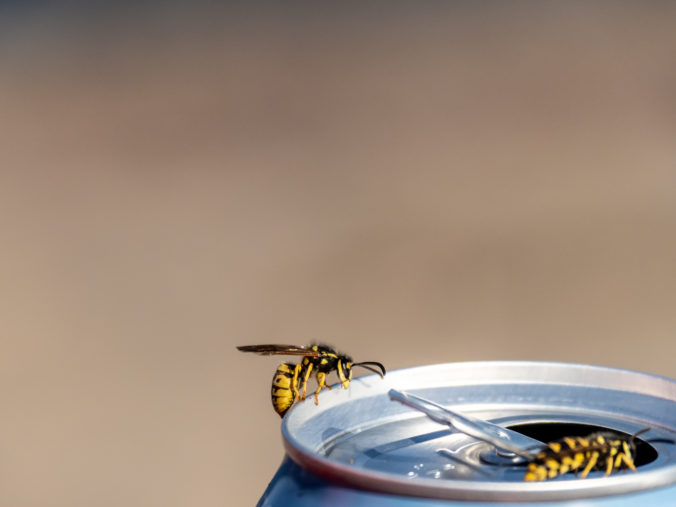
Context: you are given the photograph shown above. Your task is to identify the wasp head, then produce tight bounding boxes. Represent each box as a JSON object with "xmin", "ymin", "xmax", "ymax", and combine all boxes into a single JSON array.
[{"xmin": 337, "ymin": 357, "xmax": 386, "ymax": 389}]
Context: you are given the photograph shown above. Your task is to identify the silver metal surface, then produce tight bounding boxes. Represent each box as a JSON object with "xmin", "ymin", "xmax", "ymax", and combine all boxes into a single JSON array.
[
  {"xmin": 388, "ymin": 388, "xmax": 541, "ymax": 458},
  {"xmin": 281, "ymin": 361, "xmax": 676, "ymax": 502}
]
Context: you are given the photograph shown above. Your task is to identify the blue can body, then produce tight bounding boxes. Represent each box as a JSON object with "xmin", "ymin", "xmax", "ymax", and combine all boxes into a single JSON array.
[{"xmin": 259, "ymin": 457, "xmax": 676, "ymax": 506}]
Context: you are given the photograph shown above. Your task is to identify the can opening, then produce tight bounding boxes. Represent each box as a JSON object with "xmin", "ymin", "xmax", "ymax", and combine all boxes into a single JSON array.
[{"xmin": 508, "ymin": 422, "xmax": 658, "ymax": 467}]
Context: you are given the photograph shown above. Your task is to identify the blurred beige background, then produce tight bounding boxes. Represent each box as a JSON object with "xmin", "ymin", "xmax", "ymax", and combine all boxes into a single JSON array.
[{"xmin": 1, "ymin": 2, "xmax": 675, "ymax": 506}]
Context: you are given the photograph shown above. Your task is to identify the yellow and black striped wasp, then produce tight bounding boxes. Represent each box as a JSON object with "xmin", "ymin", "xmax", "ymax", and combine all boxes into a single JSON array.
[
  {"xmin": 523, "ymin": 429, "xmax": 650, "ymax": 481},
  {"xmin": 237, "ymin": 344, "xmax": 386, "ymax": 417}
]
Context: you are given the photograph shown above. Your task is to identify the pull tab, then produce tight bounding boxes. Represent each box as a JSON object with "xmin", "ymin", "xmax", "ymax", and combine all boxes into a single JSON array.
[{"xmin": 388, "ymin": 389, "xmax": 542, "ymax": 459}]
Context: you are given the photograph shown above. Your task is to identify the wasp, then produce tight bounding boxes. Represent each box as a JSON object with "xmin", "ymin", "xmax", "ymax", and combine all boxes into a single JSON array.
[
  {"xmin": 237, "ymin": 344, "xmax": 386, "ymax": 417},
  {"xmin": 523, "ymin": 429, "xmax": 650, "ymax": 481}
]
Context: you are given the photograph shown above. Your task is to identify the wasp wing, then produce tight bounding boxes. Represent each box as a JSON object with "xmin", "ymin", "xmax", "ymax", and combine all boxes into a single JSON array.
[{"xmin": 236, "ymin": 344, "xmax": 321, "ymax": 357}]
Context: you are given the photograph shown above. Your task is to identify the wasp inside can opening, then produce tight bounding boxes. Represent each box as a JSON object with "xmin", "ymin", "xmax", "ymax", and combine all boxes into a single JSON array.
[{"xmin": 509, "ymin": 422, "xmax": 659, "ymax": 468}]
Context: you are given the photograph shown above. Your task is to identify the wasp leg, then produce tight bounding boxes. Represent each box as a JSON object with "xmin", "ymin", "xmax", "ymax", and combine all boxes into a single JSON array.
[
  {"xmin": 291, "ymin": 364, "xmax": 302, "ymax": 401},
  {"xmin": 580, "ymin": 451, "xmax": 599, "ymax": 479},
  {"xmin": 300, "ymin": 363, "xmax": 313, "ymax": 401},
  {"xmin": 619, "ymin": 452, "xmax": 637, "ymax": 472},
  {"xmin": 613, "ymin": 451, "xmax": 627, "ymax": 472},
  {"xmin": 621, "ymin": 442, "xmax": 637, "ymax": 472},
  {"xmin": 604, "ymin": 454, "xmax": 614, "ymax": 476},
  {"xmin": 314, "ymin": 372, "xmax": 330, "ymax": 405},
  {"xmin": 571, "ymin": 452, "xmax": 584, "ymax": 475},
  {"xmin": 613, "ymin": 453, "xmax": 622, "ymax": 470}
]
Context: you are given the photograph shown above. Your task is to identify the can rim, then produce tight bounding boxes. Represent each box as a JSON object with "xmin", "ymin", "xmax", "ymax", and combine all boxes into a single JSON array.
[{"xmin": 281, "ymin": 361, "xmax": 676, "ymax": 502}]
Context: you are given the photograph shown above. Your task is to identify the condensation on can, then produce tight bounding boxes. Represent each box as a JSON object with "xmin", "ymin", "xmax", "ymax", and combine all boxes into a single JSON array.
[{"xmin": 259, "ymin": 361, "xmax": 676, "ymax": 506}]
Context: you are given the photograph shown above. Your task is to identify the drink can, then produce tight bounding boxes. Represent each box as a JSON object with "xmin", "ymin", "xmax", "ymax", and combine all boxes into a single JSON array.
[{"xmin": 258, "ymin": 361, "xmax": 676, "ymax": 505}]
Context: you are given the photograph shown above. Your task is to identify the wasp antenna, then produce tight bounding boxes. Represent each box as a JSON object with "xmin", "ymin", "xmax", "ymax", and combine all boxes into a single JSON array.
[
  {"xmin": 632, "ymin": 427, "xmax": 676, "ymax": 445},
  {"xmin": 353, "ymin": 361, "xmax": 386, "ymax": 378},
  {"xmin": 631, "ymin": 427, "xmax": 651, "ymax": 442},
  {"xmin": 354, "ymin": 364, "xmax": 384, "ymax": 378}
]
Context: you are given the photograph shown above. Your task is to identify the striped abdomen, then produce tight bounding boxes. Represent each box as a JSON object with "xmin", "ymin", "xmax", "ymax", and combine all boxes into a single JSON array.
[
  {"xmin": 271, "ymin": 362, "xmax": 298, "ymax": 417},
  {"xmin": 524, "ymin": 433, "xmax": 636, "ymax": 481}
]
